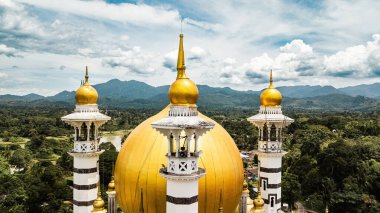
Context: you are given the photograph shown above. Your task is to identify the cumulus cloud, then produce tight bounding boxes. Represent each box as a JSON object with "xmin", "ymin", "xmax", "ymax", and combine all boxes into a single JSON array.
[
  {"xmin": 0, "ymin": 44, "xmax": 18, "ymax": 57},
  {"xmin": 102, "ymin": 46, "xmax": 157, "ymax": 75},
  {"xmin": 163, "ymin": 47, "xmax": 209, "ymax": 71},
  {"xmin": 324, "ymin": 34, "xmax": 380, "ymax": 77},
  {"xmin": 15, "ymin": 0, "xmax": 181, "ymax": 27}
]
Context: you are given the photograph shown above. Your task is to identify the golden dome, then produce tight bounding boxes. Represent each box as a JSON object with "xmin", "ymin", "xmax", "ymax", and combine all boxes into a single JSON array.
[
  {"xmin": 253, "ymin": 193, "xmax": 265, "ymax": 209},
  {"xmin": 75, "ymin": 66, "xmax": 98, "ymax": 105},
  {"xmin": 168, "ymin": 34, "xmax": 199, "ymax": 106},
  {"xmin": 260, "ymin": 70, "xmax": 282, "ymax": 106},
  {"xmin": 114, "ymin": 106, "xmax": 244, "ymax": 213}
]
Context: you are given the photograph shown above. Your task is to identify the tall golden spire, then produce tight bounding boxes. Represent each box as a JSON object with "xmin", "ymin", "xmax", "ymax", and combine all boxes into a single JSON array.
[
  {"xmin": 269, "ymin": 69, "xmax": 273, "ymax": 88},
  {"xmin": 176, "ymin": 34, "xmax": 187, "ymax": 79},
  {"xmin": 218, "ymin": 190, "xmax": 224, "ymax": 212},
  {"xmin": 85, "ymin": 65, "xmax": 89, "ymax": 85},
  {"xmin": 168, "ymin": 34, "xmax": 199, "ymax": 106},
  {"xmin": 92, "ymin": 182, "xmax": 106, "ymax": 213}
]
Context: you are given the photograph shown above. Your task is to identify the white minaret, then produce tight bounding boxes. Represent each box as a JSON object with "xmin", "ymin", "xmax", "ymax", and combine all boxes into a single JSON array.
[
  {"xmin": 62, "ymin": 67, "xmax": 111, "ymax": 213},
  {"xmin": 151, "ymin": 33, "xmax": 215, "ymax": 213},
  {"xmin": 247, "ymin": 70, "xmax": 294, "ymax": 213}
]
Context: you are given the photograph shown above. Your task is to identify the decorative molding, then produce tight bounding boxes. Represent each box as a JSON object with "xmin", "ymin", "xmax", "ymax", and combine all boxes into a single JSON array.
[
  {"xmin": 72, "ymin": 199, "xmax": 95, "ymax": 206},
  {"xmin": 73, "ymin": 167, "xmax": 97, "ymax": 174},
  {"xmin": 72, "ymin": 183, "xmax": 97, "ymax": 190},
  {"xmin": 260, "ymin": 167, "xmax": 282, "ymax": 173},
  {"xmin": 267, "ymin": 183, "xmax": 281, "ymax": 189},
  {"xmin": 166, "ymin": 195, "xmax": 198, "ymax": 205}
]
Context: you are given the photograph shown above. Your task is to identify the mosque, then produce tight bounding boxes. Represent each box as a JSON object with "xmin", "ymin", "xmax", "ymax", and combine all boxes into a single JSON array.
[{"xmin": 61, "ymin": 33, "xmax": 293, "ymax": 213}]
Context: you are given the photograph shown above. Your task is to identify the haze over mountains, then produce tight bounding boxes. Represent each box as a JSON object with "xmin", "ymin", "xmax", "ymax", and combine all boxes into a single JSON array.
[{"xmin": 1, "ymin": 79, "xmax": 380, "ymax": 111}]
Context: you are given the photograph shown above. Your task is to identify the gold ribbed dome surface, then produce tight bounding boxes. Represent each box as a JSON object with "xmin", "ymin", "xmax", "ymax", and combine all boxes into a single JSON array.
[
  {"xmin": 75, "ymin": 67, "xmax": 98, "ymax": 105},
  {"xmin": 260, "ymin": 70, "xmax": 282, "ymax": 106},
  {"xmin": 114, "ymin": 106, "xmax": 244, "ymax": 213}
]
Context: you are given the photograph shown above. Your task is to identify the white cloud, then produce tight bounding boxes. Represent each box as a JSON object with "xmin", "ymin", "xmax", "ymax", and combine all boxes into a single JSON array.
[
  {"xmin": 324, "ymin": 34, "xmax": 380, "ymax": 77},
  {"xmin": 102, "ymin": 46, "xmax": 158, "ymax": 75},
  {"xmin": 0, "ymin": 44, "xmax": 18, "ymax": 57},
  {"xmin": 16, "ymin": 0, "xmax": 181, "ymax": 27}
]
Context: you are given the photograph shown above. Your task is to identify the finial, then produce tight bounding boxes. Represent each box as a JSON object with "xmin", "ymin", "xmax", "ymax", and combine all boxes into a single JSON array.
[
  {"xmin": 85, "ymin": 66, "xmax": 89, "ymax": 85},
  {"xmin": 218, "ymin": 189, "xmax": 223, "ymax": 212},
  {"xmin": 108, "ymin": 163, "xmax": 116, "ymax": 191},
  {"xmin": 139, "ymin": 188, "xmax": 144, "ymax": 213},
  {"xmin": 92, "ymin": 181, "xmax": 106, "ymax": 212},
  {"xmin": 269, "ymin": 69, "xmax": 273, "ymax": 88},
  {"xmin": 176, "ymin": 33, "xmax": 187, "ymax": 79}
]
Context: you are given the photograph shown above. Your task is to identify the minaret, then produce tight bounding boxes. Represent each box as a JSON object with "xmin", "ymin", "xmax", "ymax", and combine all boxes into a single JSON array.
[
  {"xmin": 62, "ymin": 67, "xmax": 111, "ymax": 213},
  {"xmin": 239, "ymin": 179, "xmax": 249, "ymax": 213},
  {"xmin": 247, "ymin": 70, "xmax": 294, "ymax": 213},
  {"xmin": 106, "ymin": 173, "xmax": 116, "ymax": 213},
  {"xmin": 151, "ymin": 33, "xmax": 214, "ymax": 213}
]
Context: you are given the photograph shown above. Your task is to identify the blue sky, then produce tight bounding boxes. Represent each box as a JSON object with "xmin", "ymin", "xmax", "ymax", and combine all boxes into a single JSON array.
[{"xmin": 0, "ymin": 0, "xmax": 380, "ymax": 95}]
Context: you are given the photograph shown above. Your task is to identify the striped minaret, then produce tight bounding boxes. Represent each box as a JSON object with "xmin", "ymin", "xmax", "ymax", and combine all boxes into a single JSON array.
[
  {"xmin": 151, "ymin": 33, "xmax": 215, "ymax": 213},
  {"xmin": 247, "ymin": 70, "xmax": 293, "ymax": 213},
  {"xmin": 62, "ymin": 67, "xmax": 110, "ymax": 213}
]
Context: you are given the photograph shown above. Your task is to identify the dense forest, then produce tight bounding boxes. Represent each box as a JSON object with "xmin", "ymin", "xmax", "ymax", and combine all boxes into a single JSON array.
[{"xmin": 0, "ymin": 106, "xmax": 380, "ymax": 212}]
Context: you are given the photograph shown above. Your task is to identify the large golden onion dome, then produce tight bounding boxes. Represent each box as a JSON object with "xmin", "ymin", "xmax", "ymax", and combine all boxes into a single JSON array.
[
  {"xmin": 114, "ymin": 34, "xmax": 243, "ymax": 213},
  {"xmin": 75, "ymin": 66, "xmax": 98, "ymax": 105},
  {"xmin": 168, "ymin": 34, "xmax": 199, "ymax": 106},
  {"xmin": 114, "ymin": 106, "xmax": 244, "ymax": 212},
  {"xmin": 260, "ymin": 70, "xmax": 282, "ymax": 106}
]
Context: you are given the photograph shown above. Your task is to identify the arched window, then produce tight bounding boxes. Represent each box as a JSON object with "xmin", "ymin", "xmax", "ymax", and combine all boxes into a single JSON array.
[
  {"xmin": 75, "ymin": 127, "xmax": 79, "ymax": 141},
  {"xmin": 270, "ymin": 197, "xmax": 274, "ymax": 207},
  {"xmin": 263, "ymin": 123, "xmax": 268, "ymax": 141},
  {"xmin": 90, "ymin": 122, "xmax": 95, "ymax": 140},
  {"xmin": 80, "ymin": 122, "xmax": 87, "ymax": 141},
  {"xmin": 270, "ymin": 124, "xmax": 276, "ymax": 141}
]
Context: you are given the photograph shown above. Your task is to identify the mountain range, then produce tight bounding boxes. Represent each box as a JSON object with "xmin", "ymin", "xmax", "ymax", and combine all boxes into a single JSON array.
[{"xmin": 1, "ymin": 79, "xmax": 380, "ymax": 111}]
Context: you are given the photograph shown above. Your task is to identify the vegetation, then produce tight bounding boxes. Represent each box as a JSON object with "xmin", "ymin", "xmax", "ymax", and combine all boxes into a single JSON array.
[{"xmin": 1, "ymin": 105, "xmax": 380, "ymax": 212}]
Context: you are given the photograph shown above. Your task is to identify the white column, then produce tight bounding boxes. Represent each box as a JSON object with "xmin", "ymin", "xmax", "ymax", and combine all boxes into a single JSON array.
[
  {"xmin": 106, "ymin": 191, "xmax": 116, "ymax": 213},
  {"xmin": 166, "ymin": 178, "xmax": 199, "ymax": 213}
]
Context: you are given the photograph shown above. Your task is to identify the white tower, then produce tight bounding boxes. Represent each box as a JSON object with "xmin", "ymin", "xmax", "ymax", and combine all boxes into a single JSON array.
[
  {"xmin": 62, "ymin": 67, "xmax": 111, "ymax": 213},
  {"xmin": 151, "ymin": 33, "xmax": 215, "ymax": 213},
  {"xmin": 247, "ymin": 71, "xmax": 294, "ymax": 213}
]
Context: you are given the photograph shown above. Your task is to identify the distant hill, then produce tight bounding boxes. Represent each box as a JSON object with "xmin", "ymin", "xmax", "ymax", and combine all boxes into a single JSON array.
[
  {"xmin": 277, "ymin": 85, "xmax": 344, "ymax": 98},
  {"xmin": 1, "ymin": 79, "xmax": 380, "ymax": 111},
  {"xmin": 339, "ymin": 83, "xmax": 380, "ymax": 98}
]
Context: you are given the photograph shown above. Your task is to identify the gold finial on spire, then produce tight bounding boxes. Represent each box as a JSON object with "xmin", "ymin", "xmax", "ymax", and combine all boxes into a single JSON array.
[
  {"xmin": 75, "ymin": 66, "xmax": 99, "ymax": 105},
  {"xmin": 92, "ymin": 182, "xmax": 106, "ymax": 213},
  {"xmin": 218, "ymin": 189, "xmax": 223, "ymax": 212},
  {"xmin": 168, "ymin": 34, "xmax": 199, "ymax": 106},
  {"xmin": 85, "ymin": 65, "xmax": 89, "ymax": 85},
  {"xmin": 269, "ymin": 69, "xmax": 273, "ymax": 88},
  {"xmin": 176, "ymin": 34, "xmax": 187, "ymax": 79},
  {"xmin": 253, "ymin": 162, "xmax": 264, "ymax": 212},
  {"xmin": 108, "ymin": 164, "xmax": 115, "ymax": 191},
  {"xmin": 139, "ymin": 189, "xmax": 144, "ymax": 213},
  {"xmin": 259, "ymin": 69, "xmax": 282, "ymax": 106}
]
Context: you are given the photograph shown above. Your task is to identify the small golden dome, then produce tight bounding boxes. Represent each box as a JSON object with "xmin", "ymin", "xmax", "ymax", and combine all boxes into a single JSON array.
[
  {"xmin": 253, "ymin": 193, "xmax": 265, "ymax": 209},
  {"xmin": 92, "ymin": 184, "xmax": 106, "ymax": 213},
  {"xmin": 168, "ymin": 34, "xmax": 199, "ymax": 106},
  {"xmin": 75, "ymin": 66, "xmax": 98, "ymax": 105},
  {"xmin": 108, "ymin": 176, "xmax": 115, "ymax": 191},
  {"xmin": 260, "ymin": 70, "xmax": 282, "ymax": 106}
]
